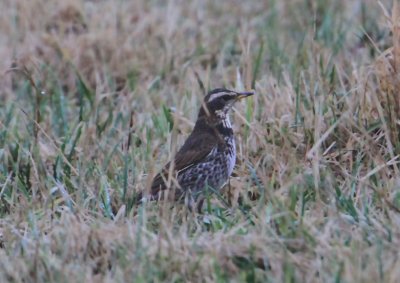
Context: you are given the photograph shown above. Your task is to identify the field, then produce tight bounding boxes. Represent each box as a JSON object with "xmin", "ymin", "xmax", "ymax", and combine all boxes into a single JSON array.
[{"xmin": 1, "ymin": 0, "xmax": 400, "ymax": 282}]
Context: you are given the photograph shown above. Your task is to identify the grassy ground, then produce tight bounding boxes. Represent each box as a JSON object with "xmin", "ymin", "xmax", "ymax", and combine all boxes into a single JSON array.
[{"xmin": 1, "ymin": 0, "xmax": 400, "ymax": 282}]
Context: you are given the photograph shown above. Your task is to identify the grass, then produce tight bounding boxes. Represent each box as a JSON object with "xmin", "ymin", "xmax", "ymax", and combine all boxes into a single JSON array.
[{"xmin": 1, "ymin": 0, "xmax": 400, "ymax": 282}]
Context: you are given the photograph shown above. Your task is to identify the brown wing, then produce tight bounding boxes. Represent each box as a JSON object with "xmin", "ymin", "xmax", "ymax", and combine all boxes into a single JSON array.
[{"xmin": 150, "ymin": 131, "xmax": 220, "ymax": 197}]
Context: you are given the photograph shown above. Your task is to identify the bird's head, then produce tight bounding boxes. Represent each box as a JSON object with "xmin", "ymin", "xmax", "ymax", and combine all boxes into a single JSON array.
[{"xmin": 200, "ymin": 88, "xmax": 254, "ymax": 119}]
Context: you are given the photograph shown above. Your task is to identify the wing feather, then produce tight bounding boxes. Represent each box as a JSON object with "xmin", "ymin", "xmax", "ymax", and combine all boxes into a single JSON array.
[{"xmin": 149, "ymin": 131, "xmax": 220, "ymax": 197}]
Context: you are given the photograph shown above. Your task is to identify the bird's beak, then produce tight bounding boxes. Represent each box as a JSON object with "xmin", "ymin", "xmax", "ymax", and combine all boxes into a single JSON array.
[{"xmin": 236, "ymin": 91, "xmax": 255, "ymax": 100}]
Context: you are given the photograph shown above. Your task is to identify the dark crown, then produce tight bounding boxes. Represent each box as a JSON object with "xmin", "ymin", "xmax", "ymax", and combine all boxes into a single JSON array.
[
  {"xmin": 199, "ymin": 88, "xmax": 254, "ymax": 118},
  {"xmin": 193, "ymin": 88, "xmax": 254, "ymax": 136}
]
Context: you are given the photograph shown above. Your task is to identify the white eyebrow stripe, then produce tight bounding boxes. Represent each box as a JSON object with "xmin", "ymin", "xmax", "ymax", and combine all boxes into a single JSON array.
[{"xmin": 207, "ymin": 91, "xmax": 235, "ymax": 102}]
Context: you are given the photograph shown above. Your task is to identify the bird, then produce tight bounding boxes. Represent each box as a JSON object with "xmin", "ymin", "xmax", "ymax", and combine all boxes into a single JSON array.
[{"xmin": 139, "ymin": 88, "xmax": 254, "ymax": 210}]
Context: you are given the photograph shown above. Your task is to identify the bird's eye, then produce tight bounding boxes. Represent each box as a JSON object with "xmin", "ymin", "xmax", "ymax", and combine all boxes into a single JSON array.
[{"xmin": 221, "ymin": 95, "xmax": 231, "ymax": 101}]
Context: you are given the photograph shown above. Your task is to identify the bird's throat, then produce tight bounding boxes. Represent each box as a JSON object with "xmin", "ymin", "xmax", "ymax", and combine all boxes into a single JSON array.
[
  {"xmin": 216, "ymin": 116, "xmax": 233, "ymax": 136},
  {"xmin": 220, "ymin": 116, "xmax": 232, "ymax": 129},
  {"xmin": 195, "ymin": 112, "xmax": 233, "ymax": 136}
]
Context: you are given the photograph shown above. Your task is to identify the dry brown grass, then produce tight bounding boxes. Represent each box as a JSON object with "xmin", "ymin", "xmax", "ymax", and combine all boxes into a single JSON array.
[{"xmin": 1, "ymin": 0, "xmax": 400, "ymax": 282}]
